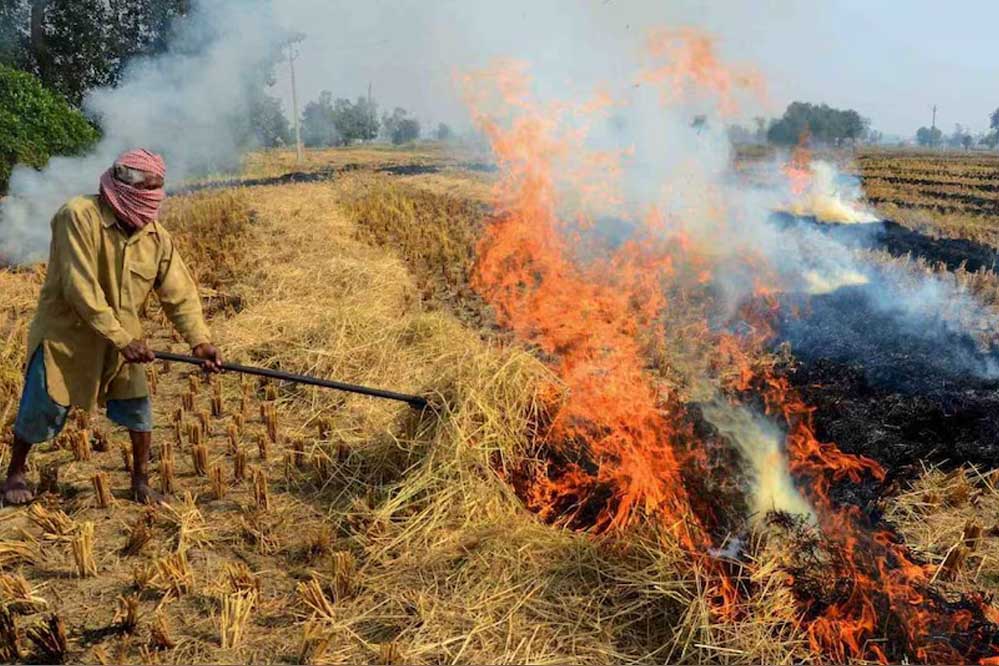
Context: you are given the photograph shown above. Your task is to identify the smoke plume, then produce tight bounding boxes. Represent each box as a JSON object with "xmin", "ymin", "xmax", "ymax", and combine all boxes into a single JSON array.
[{"xmin": 0, "ymin": 0, "xmax": 284, "ymax": 263}]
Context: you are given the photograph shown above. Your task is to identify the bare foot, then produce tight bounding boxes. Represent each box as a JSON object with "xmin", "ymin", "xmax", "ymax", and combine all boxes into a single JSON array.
[
  {"xmin": 2, "ymin": 472, "xmax": 34, "ymax": 506},
  {"xmin": 131, "ymin": 476, "xmax": 168, "ymax": 505}
]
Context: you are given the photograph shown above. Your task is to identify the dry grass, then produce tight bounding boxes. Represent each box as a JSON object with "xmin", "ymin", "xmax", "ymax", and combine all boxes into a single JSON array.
[
  {"xmin": 884, "ymin": 467, "xmax": 999, "ymax": 601},
  {"xmin": 7, "ymin": 149, "xmax": 991, "ymax": 663}
]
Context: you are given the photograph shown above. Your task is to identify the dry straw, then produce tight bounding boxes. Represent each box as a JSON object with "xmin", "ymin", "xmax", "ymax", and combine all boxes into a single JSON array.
[
  {"xmin": 330, "ymin": 551, "xmax": 356, "ymax": 601},
  {"xmin": 210, "ymin": 464, "xmax": 226, "ymax": 500},
  {"xmin": 114, "ymin": 595, "xmax": 139, "ymax": 634},
  {"xmin": 299, "ymin": 621, "xmax": 331, "ymax": 665},
  {"xmin": 121, "ymin": 513, "xmax": 153, "ymax": 557},
  {"xmin": 256, "ymin": 434, "xmax": 269, "ymax": 461},
  {"xmin": 220, "ymin": 590, "xmax": 256, "ymax": 649},
  {"xmin": 159, "ymin": 457, "xmax": 176, "ymax": 494},
  {"xmin": 149, "ymin": 611, "xmax": 176, "ymax": 650},
  {"xmin": 191, "ymin": 445, "xmax": 208, "ymax": 476},
  {"xmin": 92, "ymin": 428, "xmax": 110, "ymax": 452},
  {"xmin": 0, "ymin": 573, "xmax": 47, "ymax": 615},
  {"xmin": 27, "ymin": 504, "xmax": 74, "ymax": 541},
  {"xmin": 38, "ymin": 463, "xmax": 59, "ymax": 495},
  {"xmin": 252, "ymin": 468, "xmax": 269, "ymax": 510},
  {"xmin": 226, "ymin": 424, "xmax": 240, "ymax": 455},
  {"xmin": 120, "ymin": 441, "xmax": 133, "ymax": 472},
  {"xmin": 0, "ymin": 540, "xmax": 40, "ymax": 568},
  {"xmin": 0, "ymin": 609, "xmax": 18, "ymax": 663},
  {"xmin": 71, "ymin": 522, "xmax": 97, "ymax": 577},
  {"xmin": 233, "ymin": 449, "xmax": 247, "ymax": 482},
  {"xmin": 72, "ymin": 429, "xmax": 92, "ymax": 461},
  {"xmin": 92, "ymin": 472, "xmax": 114, "ymax": 509},
  {"xmin": 296, "ymin": 577, "xmax": 335, "ymax": 623},
  {"xmin": 25, "ymin": 614, "xmax": 66, "ymax": 663}
]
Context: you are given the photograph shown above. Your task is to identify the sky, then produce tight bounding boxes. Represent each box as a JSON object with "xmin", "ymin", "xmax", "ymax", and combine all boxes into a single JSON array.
[{"xmin": 272, "ymin": 0, "xmax": 997, "ymax": 139}]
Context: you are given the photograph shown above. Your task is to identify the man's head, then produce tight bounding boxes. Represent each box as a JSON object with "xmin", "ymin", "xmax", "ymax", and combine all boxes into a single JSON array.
[{"xmin": 99, "ymin": 149, "xmax": 167, "ymax": 231}]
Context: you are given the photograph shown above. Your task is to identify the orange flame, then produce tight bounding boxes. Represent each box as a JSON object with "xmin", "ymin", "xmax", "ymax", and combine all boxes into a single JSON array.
[{"xmin": 461, "ymin": 26, "xmax": 999, "ymax": 665}]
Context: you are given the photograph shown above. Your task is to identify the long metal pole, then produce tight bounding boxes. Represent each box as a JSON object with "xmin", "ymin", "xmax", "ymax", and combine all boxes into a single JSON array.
[{"xmin": 154, "ymin": 351, "xmax": 427, "ymax": 409}]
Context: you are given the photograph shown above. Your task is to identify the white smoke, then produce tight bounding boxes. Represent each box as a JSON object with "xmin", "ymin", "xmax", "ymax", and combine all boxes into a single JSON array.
[
  {"xmin": 701, "ymin": 401, "xmax": 814, "ymax": 523},
  {"xmin": 0, "ymin": 0, "xmax": 285, "ymax": 263}
]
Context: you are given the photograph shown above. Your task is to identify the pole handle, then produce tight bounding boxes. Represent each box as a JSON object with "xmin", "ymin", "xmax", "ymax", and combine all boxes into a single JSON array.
[{"xmin": 154, "ymin": 351, "xmax": 428, "ymax": 409}]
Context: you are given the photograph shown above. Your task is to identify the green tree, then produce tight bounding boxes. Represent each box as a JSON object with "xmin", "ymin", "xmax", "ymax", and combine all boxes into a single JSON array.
[
  {"xmin": 331, "ymin": 96, "xmax": 378, "ymax": 145},
  {"xmin": 0, "ymin": 64, "xmax": 99, "ymax": 192},
  {"xmin": 301, "ymin": 91, "xmax": 339, "ymax": 147},
  {"xmin": 0, "ymin": 0, "xmax": 188, "ymax": 105},
  {"xmin": 767, "ymin": 101, "xmax": 869, "ymax": 146},
  {"xmin": 915, "ymin": 126, "xmax": 943, "ymax": 147},
  {"xmin": 435, "ymin": 122, "xmax": 452, "ymax": 141},
  {"xmin": 381, "ymin": 107, "xmax": 420, "ymax": 145},
  {"xmin": 248, "ymin": 92, "xmax": 290, "ymax": 148}
]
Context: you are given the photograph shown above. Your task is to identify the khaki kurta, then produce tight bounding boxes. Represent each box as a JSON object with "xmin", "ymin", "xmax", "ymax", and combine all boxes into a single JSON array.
[{"xmin": 26, "ymin": 195, "xmax": 210, "ymax": 410}]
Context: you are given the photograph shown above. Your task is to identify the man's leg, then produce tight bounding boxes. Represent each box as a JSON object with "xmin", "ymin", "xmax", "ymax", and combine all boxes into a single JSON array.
[
  {"xmin": 128, "ymin": 429, "xmax": 165, "ymax": 504},
  {"xmin": 107, "ymin": 397, "xmax": 164, "ymax": 504},
  {"xmin": 4, "ymin": 348, "xmax": 69, "ymax": 505},
  {"xmin": 2, "ymin": 436, "xmax": 35, "ymax": 504}
]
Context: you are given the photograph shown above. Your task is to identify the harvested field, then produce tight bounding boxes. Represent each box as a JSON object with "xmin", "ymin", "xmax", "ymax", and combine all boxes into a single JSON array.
[{"xmin": 1, "ymin": 143, "xmax": 998, "ymax": 664}]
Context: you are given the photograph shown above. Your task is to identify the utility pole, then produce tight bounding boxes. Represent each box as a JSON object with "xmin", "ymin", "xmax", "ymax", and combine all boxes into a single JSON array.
[
  {"xmin": 288, "ymin": 43, "xmax": 304, "ymax": 164},
  {"xmin": 368, "ymin": 82, "xmax": 374, "ymax": 143},
  {"xmin": 931, "ymin": 104, "xmax": 938, "ymax": 148}
]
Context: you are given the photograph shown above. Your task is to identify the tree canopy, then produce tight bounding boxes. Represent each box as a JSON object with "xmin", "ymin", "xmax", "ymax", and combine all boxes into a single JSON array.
[
  {"xmin": 0, "ymin": 0, "xmax": 189, "ymax": 105},
  {"xmin": 915, "ymin": 126, "xmax": 943, "ymax": 147},
  {"xmin": 0, "ymin": 64, "xmax": 99, "ymax": 192},
  {"xmin": 332, "ymin": 96, "xmax": 378, "ymax": 145},
  {"xmin": 382, "ymin": 107, "xmax": 420, "ymax": 145},
  {"xmin": 767, "ymin": 101, "xmax": 869, "ymax": 146}
]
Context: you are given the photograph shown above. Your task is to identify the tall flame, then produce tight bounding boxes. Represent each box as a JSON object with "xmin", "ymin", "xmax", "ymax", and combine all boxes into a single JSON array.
[{"xmin": 461, "ymin": 26, "xmax": 999, "ymax": 664}]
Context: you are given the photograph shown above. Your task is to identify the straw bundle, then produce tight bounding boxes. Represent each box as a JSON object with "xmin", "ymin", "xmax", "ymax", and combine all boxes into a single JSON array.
[
  {"xmin": 0, "ymin": 573, "xmax": 47, "ymax": 615},
  {"xmin": 220, "ymin": 590, "xmax": 256, "ymax": 649},
  {"xmin": 159, "ymin": 457, "xmax": 176, "ymax": 494},
  {"xmin": 296, "ymin": 577, "xmax": 335, "ymax": 622},
  {"xmin": 149, "ymin": 611, "xmax": 176, "ymax": 650},
  {"xmin": 71, "ymin": 522, "xmax": 97, "ymax": 577},
  {"xmin": 299, "ymin": 621, "xmax": 331, "ymax": 665},
  {"xmin": 113, "ymin": 595, "xmax": 139, "ymax": 633},
  {"xmin": 27, "ymin": 504, "xmax": 74, "ymax": 540},
  {"xmin": 38, "ymin": 463, "xmax": 59, "ymax": 495},
  {"xmin": 120, "ymin": 441, "xmax": 133, "ymax": 472},
  {"xmin": 92, "ymin": 428, "xmax": 110, "ymax": 452},
  {"xmin": 0, "ymin": 608, "xmax": 18, "ymax": 663},
  {"xmin": 191, "ymin": 445, "xmax": 208, "ymax": 476},
  {"xmin": 120, "ymin": 513, "xmax": 153, "ymax": 557},
  {"xmin": 72, "ymin": 429, "xmax": 92, "ymax": 461},
  {"xmin": 25, "ymin": 614, "xmax": 66, "ymax": 663},
  {"xmin": 252, "ymin": 468, "xmax": 269, "ymax": 510},
  {"xmin": 226, "ymin": 424, "xmax": 240, "ymax": 455},
  {"xmin": 330, "ymin": 551, "xmax": 356, "ymax": 601},
  {"xmin": 0, "ymin": 541, "xmax": 40, "ymax": 568},
  {"xmin": 233, "ymin": 449, "xmax": 246, "ymax": 482},
  {"xmin": 92, "ymin": 472, "xmax": 114, "ymax": 509},
  {"xmin": 210, "ymin": 464, "xmax": 226, "ymax": 500}
]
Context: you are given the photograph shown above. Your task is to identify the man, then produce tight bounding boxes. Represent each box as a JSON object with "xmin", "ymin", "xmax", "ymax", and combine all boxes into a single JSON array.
[{"xmin": 2, "ymin": 149, "xmax": 222, "ymax": 506}]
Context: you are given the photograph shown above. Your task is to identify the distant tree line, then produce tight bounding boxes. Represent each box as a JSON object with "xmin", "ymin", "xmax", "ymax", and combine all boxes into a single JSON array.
[
  {"xmin": 727, "ymin": 102, "xmax": 872, "ymax": 147},
  {"xmin": 299, "ymin": 90, "xmax": 454, "ymax": 147}
]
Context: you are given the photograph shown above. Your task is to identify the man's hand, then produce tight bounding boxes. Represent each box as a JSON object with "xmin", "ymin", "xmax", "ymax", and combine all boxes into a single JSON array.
[
  {"xmin": 121, "ymin": 340, "xmax": 155, "ymax": 364},
  {"xmin": 192, "ymin": 343, "xmax": 223, "ymax": 374}
]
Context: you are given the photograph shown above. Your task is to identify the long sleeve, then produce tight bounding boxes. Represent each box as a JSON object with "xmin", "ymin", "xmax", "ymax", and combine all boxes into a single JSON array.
[
  {"xmin": 54, "ymin": 208, "xmax": 134, "ymax": 350},
  {"xmin": 155, "ymin": 233, "xmax": 211, "ymax": 348}
]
